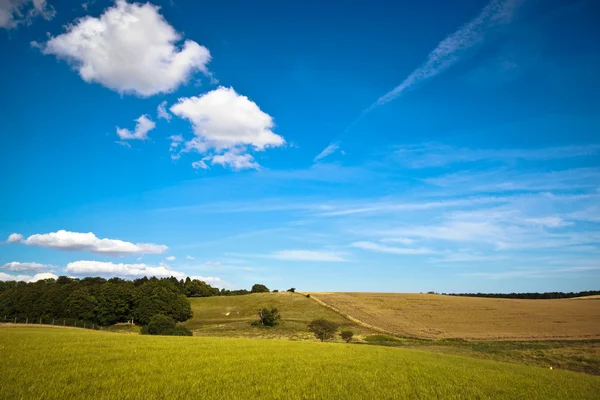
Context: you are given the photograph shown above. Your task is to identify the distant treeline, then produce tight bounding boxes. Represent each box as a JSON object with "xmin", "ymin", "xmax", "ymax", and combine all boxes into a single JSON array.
[
  {"xmin": 447, "ymin": 290, "xmax": 600, "ymax": 299},
  {"xmin": 0, "ymin": 276, "xmax": 257, "ymax": 326}
]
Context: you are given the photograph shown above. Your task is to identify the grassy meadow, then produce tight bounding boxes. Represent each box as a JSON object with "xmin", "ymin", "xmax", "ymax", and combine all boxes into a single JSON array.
[
  {"xmin": 2, "ymin": 326, "xmax": 600, "ymax": 400},
  {"xmin": 183, "ymin": 291, "xmax": 372, "ymax": 339},
  {"xmin": 309, "ymin": 292, "xmax": 600, "ymax": 340}
]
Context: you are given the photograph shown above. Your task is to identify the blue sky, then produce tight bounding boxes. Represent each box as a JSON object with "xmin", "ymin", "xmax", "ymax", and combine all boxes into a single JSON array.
[{"xmin": 1, "ymin": 0, "xmax": 599, "ymax": 292}]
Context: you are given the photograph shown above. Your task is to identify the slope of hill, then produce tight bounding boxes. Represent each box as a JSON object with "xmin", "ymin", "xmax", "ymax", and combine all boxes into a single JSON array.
[
  {"xmin": 2, "ymin": 326, "xmax": 599, "ymax": 399},
  {"xmin": 309, "ymin": 292, "xmax": 600, "ymax": 340},
  {"xmin": 183, "ymin": 292, "xmax": 371, "ymax": 339}
]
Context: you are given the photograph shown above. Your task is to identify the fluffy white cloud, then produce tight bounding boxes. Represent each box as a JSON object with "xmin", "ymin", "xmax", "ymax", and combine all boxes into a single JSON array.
[
  {"xmin": 189, "ymin": 275, "xmax": 223, "ymax": 286},
  {"xmin": 165, "ymin": 255, "xmax": 176, "ymax": 261},
  {"xmin": 157, "ymin": 100, "xmax": 172, "ymax": 121},
  {"xmin": 116, "ymin": 114, "xmax": 155, "ymax": 140},
  {"xmin": 65, "ymin": 260, "xmax": 184, "ymax": 278},
  {"xmin": 268, "ymin": 250, "xmax": 347, "ymax": 262},
  {"xmin": 170, "ymin": 86, "xmax": 285, "ymax": 170},
  {"xmin": 8, "ymin": 230, "xmax": 167, "ymax": 256},
  {"xmin": 1, "ymin": 261, "xmax": 54, "ymax": 272},
  {"xmin": 40, "ymin": 0, "xmax": 211, "ymax": 97},
  {"xmin": 6, "ymin": 233, "xmax": 24, "ymax": 243},
  {"xmin": 0, "ymin": 0, "xmax": 54, "ymax": 29},
  {"xmin": 351, "ymin": 241, "xmax": 434, "ymax": 255},
  {"xmin": 0, "ymin": 272, "xmax": 58, "ymax": 282},
  {"xmin": 186, "ymin": 255, "xmax": 195, "ymax": 260}
]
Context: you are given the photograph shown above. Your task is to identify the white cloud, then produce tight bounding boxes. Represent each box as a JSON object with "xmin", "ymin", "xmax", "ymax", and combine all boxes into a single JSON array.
[
  {"xmin": 210, "ymin": 150, "xmax": 260, "ymax": 171},
  {"xmin": 0, "ymin": 0, "xmax": 55, "ymax": 29},
  {"xmin": 0, "ymin": 272, "xmax": 58, "ymax": 282},
  {"xmin": 157, "ymin": 100, "xmax": 171, "ymax": 121},
  {"xmin": 165, "ymin": 255, "xmax": 176, "ymax": 261},
  {"xmin": 351, "ymin": 241, "xmax": 433, "ymax": 255},
  {"xmin": 65, "ymin": 260, "xmax": 184, "ymax": 278},
  {"xmin": 186, "ymin": 255, "xmax": 195, "ymax": 260},
  {"xmin": 189, "ymin": 275, "xmax": 223, "ymax": 286},
  {"xmin": 40, "ymin": 0, "xmax": 211, "ymax": 97},
  {"xmin": 9, "ymin": 230, "xmax": 167, "ymax": 256},
  {"xmin": 116, "ymin": 114, "xmax": 155, "ymax": 140},
  {"xmin": 365, "ymin": 0, "xmax": 522, "ymax": 112},
  {"xmin": 192, "ymin": 160, "xmax": 209, "ymax": 170},
  {"xmin": 170, "ymin": 86, "xmax": 285, "ymax": 170},
  {"xmin": 268, "ymin": 250, "xmax": 347, "ymax": 262},
  {"xmin": 314, "ymin": 143, "xmax": 339, "ymax": 162},
  {"xmin": 6, "ymin": 233, "xmax": 24, "ymax": 243},
  {"xmin": 1, "ymin": 261, "xmax": 54, "ymax": 272}
]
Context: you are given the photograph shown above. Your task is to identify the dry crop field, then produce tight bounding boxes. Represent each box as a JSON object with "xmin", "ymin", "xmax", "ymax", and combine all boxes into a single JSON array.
[{"xmin": 308, "ymin": 293, "xmax": 600, "ymax": 340}]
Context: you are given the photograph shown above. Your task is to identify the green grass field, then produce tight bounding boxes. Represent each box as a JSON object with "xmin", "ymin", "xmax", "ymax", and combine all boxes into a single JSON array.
[
  {"xmin": 1, "ymin": 327, "xmax": 599, "ymax": 399},
  {"xmin": 183, "ymin": 292, "xmax": 371, "ymax": 339}
]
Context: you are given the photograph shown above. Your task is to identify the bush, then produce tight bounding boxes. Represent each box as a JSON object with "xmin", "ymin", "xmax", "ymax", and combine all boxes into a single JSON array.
[
  {"xmin": 251, "ymin": 284, "xmax": 270, "ymax": 293},
  {"xmin": 340, "ymin": 330, "xmax": 354, "ymax": 343},
  {"xmin": 308, "ymin": 319, "xmax": 338, "ymax": 342},
  {"xmin": 272, "ymin": 290, "xmax": 279, "ymax": 293},
  {"xmin": 257, "ymin": 307, "xmax": 281, "ymax": 327},
  {"xmin": 306, "ymin": 294, "xmax": 310, "ymax": 298},
  {"xmin": 169, "ymin": 325, "xmax": 193, "ymax": 336},
  {"xmin": 287, "ymin": 288, "xmax": 296, "ymax": 293},
  {"xmin": 144, "ymin": 314, "xmax": 193, "ymax": 336},
  {"xmin": 146, "ymin": 314, "xmax": 175, "ymax": 335}
]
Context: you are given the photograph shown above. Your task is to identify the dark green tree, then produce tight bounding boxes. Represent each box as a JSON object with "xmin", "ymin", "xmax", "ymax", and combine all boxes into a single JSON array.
[
  {"xmin": 257, "ymin": 307, "xmax": 281, "ymax": 326},
  {"xmin": 308, "ymin": 319, "xmax": 338, "ymax": 342},
  {"xmin": 340, "ymin": 330, "xmax": 354, "ymax": 343},
  {"xmin": 251, "ymin": 284, "xmax": 270, "ymax": 293}
]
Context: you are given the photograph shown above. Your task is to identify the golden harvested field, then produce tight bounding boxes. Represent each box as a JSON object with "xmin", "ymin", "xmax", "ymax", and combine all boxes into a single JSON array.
[{"xmin": 308, "ymin": 293, "xmax": 600, "ymax": 340}]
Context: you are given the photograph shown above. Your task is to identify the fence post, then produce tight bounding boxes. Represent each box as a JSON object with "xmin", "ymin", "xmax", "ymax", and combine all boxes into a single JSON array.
[
  {"xmin": 92, "ymin": 324, "xmax": 94, "ymax": 330},
  {"xmin": 84, "ymin": 323, "xmax": 86, "ymax": 329},
  {"xmin": 26, "ymin": 317, "xmax": 28, "ymax": 324},
  {"xmin": 52, "ymin": 319, "xmax": 55, "ymax": 326},
  {"xmin": 63, "ymin": 319, "xmax": 65, "ymax": 326}
]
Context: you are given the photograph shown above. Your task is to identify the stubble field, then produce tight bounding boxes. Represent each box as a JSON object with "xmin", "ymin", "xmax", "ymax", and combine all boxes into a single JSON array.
[{"xmin": 308, "ymin": 292, "xmax": 600, "ymax": 340}]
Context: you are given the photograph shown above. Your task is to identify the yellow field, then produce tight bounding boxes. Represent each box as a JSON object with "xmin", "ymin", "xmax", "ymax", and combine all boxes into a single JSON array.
[{"xmin": 308, "ymin": 293, "xmax": 600, "ymax": 340}]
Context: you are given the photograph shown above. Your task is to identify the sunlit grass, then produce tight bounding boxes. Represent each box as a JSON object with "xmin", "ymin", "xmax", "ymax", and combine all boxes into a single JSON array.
[{"xmin": 1, "ymin": 327, "xmax": 599, "ymax": 399}]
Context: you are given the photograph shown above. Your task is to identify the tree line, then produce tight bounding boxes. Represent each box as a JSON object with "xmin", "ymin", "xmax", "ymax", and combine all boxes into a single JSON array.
[
  {"xmin": 446, "ymin": 290, "xmax": 600, "ymax": 299},
  {"xmin": 0, "ymin": 276, "xmax": 264, "ymax": 327}
]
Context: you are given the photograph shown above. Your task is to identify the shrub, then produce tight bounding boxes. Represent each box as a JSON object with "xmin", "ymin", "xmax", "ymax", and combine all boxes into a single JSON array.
[
  {"xmin": 306, "ymin": 294, "xmax": 310, "ymax": 298},
  {"xmin": 340, "ymin": 330, "xmax": 354, "ymax": 343},
  {"xmin": 308, "ymin": 319, "xmax": 338, "ymax": 342},
  {"xmin": 146, "ymin": 314, "xmax": 175, "ymax": 335},
  {"xmin": 272, "ymin": 290, "xmax": 279, "ymax": 293},
  {"xmin": 287, "ymin": 288, "xmax": 296, "ymax": 293},
  {"xmin": 257, "ymin": 307, "xmax": 281, "ymax": 327},
  {"xmin": 251, "ymin": 284, "xmax": 270, "ymax": 293}
]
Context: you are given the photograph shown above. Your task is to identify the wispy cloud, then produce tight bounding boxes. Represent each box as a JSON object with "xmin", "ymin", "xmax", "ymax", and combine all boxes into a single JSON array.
[
  {"xmin": 314, "ymin": 143, "xmax": 340, "ymax": 162},
  {"xmin": 267, "ymin": 250, "xmax": 348, "ymax": 262},
  {"xmin": 351, "ymin": 241, "xmax": 434, "ymax": 255},
  {"xmin": 366, "ymin": 0, "xmax": 523, "ymax": 112},
  {"xmin": 395, "ymin": 143, "xmax": 600, "ymax": 168}
]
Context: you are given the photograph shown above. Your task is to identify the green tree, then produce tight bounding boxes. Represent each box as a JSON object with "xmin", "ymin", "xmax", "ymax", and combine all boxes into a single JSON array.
[
  {"xmin": 308, "ymin": 319, "xmax": 338, "ymax": 342},
  {"xmin": 256, "ymin": 307, "xmax": 281, "ymax": 326},
  {"xmin": 287, "ymin": 288, "xmax": 296, "ymax": 293},
  {"xmin": 251, "ymin": 284, "xmax": 270, "ymax": 293},
  {"xmin": 133, "ymin": 280, "xmax": 192, "ymax": 325},
  {"xmin": 67, "ymin": 288, "xmax": 98, "ymax": 321},
  {"xmin": 340, "ymin": 330, "xmax": 354, "ymax": 343}
]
